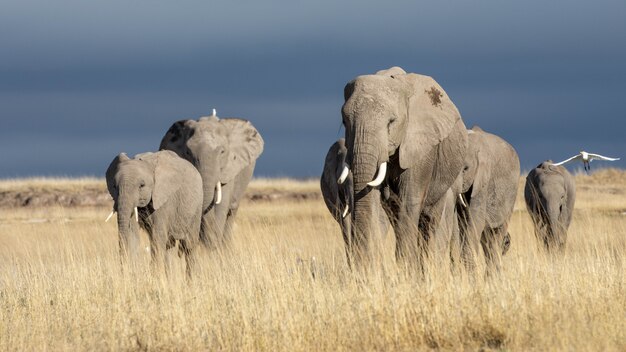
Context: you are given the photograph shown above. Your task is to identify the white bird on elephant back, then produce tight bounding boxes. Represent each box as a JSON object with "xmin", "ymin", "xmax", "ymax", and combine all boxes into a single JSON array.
[{"xmin": 551, "ymin": 151, "xmax": 620, "ymax": 173}]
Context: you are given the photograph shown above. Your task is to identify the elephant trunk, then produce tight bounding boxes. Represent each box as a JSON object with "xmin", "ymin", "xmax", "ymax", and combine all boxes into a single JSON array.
[
  {"xmin": 197, "ymin": 155, "xmax": 220, "ymax": 211},
  {"xmin": 201, "ymin": 177, "xmax": 217, "ymax": 211},
  {"xmin": 115, "ymin": 193, "xmax": 140, "ymax": 264},
  {"xmin": 349, "ymin": 129, "xmax": 387, "ymax": 262},
  {"xmin": 546, "ymin": 202, "xmax": 566, "ymax": 250}
]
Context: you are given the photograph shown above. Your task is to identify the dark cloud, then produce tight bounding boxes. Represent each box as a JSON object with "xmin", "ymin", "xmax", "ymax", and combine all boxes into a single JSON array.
[{"xmin": 1, "ymin": 0, "xmax": 625, "ymax": 177}]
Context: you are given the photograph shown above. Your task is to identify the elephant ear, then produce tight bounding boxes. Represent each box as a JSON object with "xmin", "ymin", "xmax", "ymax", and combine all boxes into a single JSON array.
[
  {"xmin": 219, "ymin": 118, "xmax": 264, "ymax": 183},
  {"xmin": 471, "ymin": 149, "xmax": 492, "ymax": 199},
  {"xmin": 105, "ymin": 153, "xmax": 130, "ymax": 198},
  {"xmin": 159, "ymin": 119, "xmax": 196, "ymax": 155},
  {"xmin": 399, "ymin": 73, "xmax": 463, "ymax": 169},
  {"xmin": 151, "ymin": 151, "xmax": 182, "ymax": 210}
]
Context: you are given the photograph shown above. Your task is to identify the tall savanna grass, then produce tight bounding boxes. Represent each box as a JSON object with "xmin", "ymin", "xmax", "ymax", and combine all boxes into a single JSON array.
[{"xmin": 0, "ymin": 171, "xmax": 624, "ymax": 350}]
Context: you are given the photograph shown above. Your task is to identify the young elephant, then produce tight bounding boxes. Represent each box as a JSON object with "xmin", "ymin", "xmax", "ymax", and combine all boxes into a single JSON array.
[
  {"xmin": 524, "ymin": 161, "xmax": 576, "ymax": 251},
  {"xmin": 320, "ymin": 139, "xmax": 353, "ymax": 246},
  {"xmin": 105, "ymin": 150, "xmax": 203, "ymax": 276},
  {"xmin": 457, "ymin": 126, "xmax": 520, "ymax": 272},
  {"xmin": 320, "ymin": 139, "xmax": 389, "ymax": 266}
]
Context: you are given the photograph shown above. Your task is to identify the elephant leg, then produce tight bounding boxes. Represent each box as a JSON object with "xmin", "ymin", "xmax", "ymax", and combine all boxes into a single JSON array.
[
  {"xmin": 148, "ymin": 238, "xmax": 168, "ymax": 276},
  {"xmin": 425, "ymin": 190, "xmax": 455, "ymax": 268},
  {"xmin": 449, "ymin": 206, "xmax": 462, "ymax": 273},
  {"xmin": 222, "ymin": 207, "xmax": 239, "ymax": 246},
  {"xmin": 481, "ymin": 226, "xmax": 505, "ymax": 275},
  {"xmin": 178, "ymin": 239, "xmax": 196, "ymax": 280},
  {"xmin": 393, "ymin": 200, "xmax": 429, "ymax": 273},
  {"xmin": 391, "ymin": 202, "xmax": 418, "ymax": 267},
  {"xmin": 393, "ymin": 166, "xmax": 432, "ymax": 271},
  {"xmin": 148, "ymin": 219, "xmax": 171, "ymax": 276},
  {"xmin": 459, "ymin": 200, "xmax": 486, "ymax": 273}
]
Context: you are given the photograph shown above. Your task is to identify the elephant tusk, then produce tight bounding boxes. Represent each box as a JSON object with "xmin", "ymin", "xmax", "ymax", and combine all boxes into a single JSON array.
[
  {"xmin": 342, "ymin": 204, "xmax": 349, "ymax": 218},
  {"xmin": 105, "ymin": 210, "xmax": 116, "ymax": 222},
  {"xmin": 215, "ymin": 182, "xmax": 222, "ymax": 205},
  {"xmin": 458, "ymin": 193, "xmax": 468, "ymax": 208},
  {"xmin": 367, "ymin": 162, "xmax": 387, "ymax": 187},
  {"xmin": 212, "ymin": 108, "xmax": 217, "ymax": 116},
  {"xmin": 134, "ymin": 207, "xmax": 139, "ymax": 223},
  {"xmin": 337, "ymin": 165, "xmax": 349, "ymax": 184}
]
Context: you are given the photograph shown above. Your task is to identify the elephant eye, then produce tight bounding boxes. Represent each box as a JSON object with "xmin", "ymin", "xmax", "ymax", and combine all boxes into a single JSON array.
[{"xmin": 139, "ymin": 182, "xmax": 145, "ymax": 188}]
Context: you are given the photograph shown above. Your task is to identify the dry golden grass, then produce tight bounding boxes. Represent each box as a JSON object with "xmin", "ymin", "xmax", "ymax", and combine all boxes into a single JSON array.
[
  {"xmin": 0, "ymin": 177, "xmax": 103, "ymax": 192},
  {"xmin": 1, "ymin": 171, "xmax": 625, "ymax": 351},
  {"xmin": 0, "ymin": 177, "xmax": 319, "ymax": 194}
]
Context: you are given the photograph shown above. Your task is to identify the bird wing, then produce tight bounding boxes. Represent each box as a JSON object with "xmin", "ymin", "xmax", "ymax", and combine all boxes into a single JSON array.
[
  {"xmin": 587, "ymin": 153, "xmax": 620, "ymax": 161},
  {"xmin": 552, "ymin": 154, "xmax": 582, "ymax": 166}
]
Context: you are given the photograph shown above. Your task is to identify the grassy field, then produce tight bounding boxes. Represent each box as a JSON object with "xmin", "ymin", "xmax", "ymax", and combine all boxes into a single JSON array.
[{"xmin": 0, "ymin": 170, "xmax": 625, "ymax": 351}]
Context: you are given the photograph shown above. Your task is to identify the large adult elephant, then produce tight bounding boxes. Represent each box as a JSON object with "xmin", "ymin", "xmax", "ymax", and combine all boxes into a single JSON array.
[
  {"xmin": 341, "ymin": 67, "xmax": 468, "ymax": 266},
  {"xmin": 524, "ymin": 161, "xmax": 576, "ymax": 251},
  {"xmin": 320, "ymin": 138, "xmax": 389, "ymax": 266},
  {"xmin": 105, "ymin": 150, "xmax": 203, "ymax": 276},
  {"xmin": 456, "ymin": 126, "xmax": 519, "ymax": 273},
  {"xmin": 160, "ymin": 112, "xmax": 264, "ymax": 249}
]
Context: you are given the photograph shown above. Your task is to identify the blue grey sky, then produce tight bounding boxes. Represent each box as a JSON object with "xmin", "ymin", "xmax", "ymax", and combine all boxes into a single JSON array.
[{"xmin": 1, "ymin": 0, "xmax": 625, "ymax": 178}]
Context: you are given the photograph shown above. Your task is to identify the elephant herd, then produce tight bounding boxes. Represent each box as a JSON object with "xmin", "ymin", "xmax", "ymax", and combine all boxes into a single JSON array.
[
  {"xmin": 320, "ymin": 66, "xmax": 576, "ymax": 273},
  {"xmin": 105, "ymin": 66, "xmax": 576, "ymax": 277},
  {"xmin": 105, "ymin": 113, "xmax": 264, "ymax": 275}
]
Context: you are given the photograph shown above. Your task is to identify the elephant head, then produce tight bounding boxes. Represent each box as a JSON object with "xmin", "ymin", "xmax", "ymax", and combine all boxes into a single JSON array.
[
  {"xmin": 105, "ymin": 151, "xmax": 184, "ymax": 260},
  {"xmin": 459, "ymin": 127, "xmax": 492, "ymax": 203},
  {"xmin": 524, "ymin": 161, "xmax": 576, "ymax": 250},
  {"xmin": 160, "ymin": 114, "xmax": 264, "ymax": 211},
  {"xmin": 341, "ymin": 67, "xmax": 466, "ymax": 251}
]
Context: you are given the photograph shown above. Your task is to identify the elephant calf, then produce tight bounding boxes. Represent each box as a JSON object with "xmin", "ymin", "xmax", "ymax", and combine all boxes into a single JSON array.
[
  {"xmin": 524, "ymin": 161, "xmax": 576, "ymax": 251},
  {"xmin": 106, "ymin": 150, "xmax": 203, "ymax": 276},
  {"xmin": 457, "ymin": 126, "xmax": 520, "ymax": 272},
  {"xmin": 321, "ymin": 139, "xmax": 354, "ymax": 251},
  {"xmin": 320, "ymin": 138, "xmax": 389, "ymax": 266}
]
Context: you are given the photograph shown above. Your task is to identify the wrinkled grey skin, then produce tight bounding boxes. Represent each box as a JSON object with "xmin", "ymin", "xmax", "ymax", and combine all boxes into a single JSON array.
[
  {"xmin": 105, "ymin": 150, "xmax": 203, "ymax": 276},
  {"xmin": 160, "ymin": 115, "xmax": 263, "ymax": 249},
  {"xmin": 320, "ymin": 139, "xmax": 389, "ymax": 266},
  {"xmin": 342, "ymin": 67, "xmax": 468, "ymax": 267},
  {"xmin": 524, "ymin": 161, "xmax": 576, "ymax": 251},
  {"xmin": 438, "ymin": 173, "xmax": 464, "ymax": 266},
  {"xmin": 456, "ymin": 126, "xmax": 520, "ymax": 273}
]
